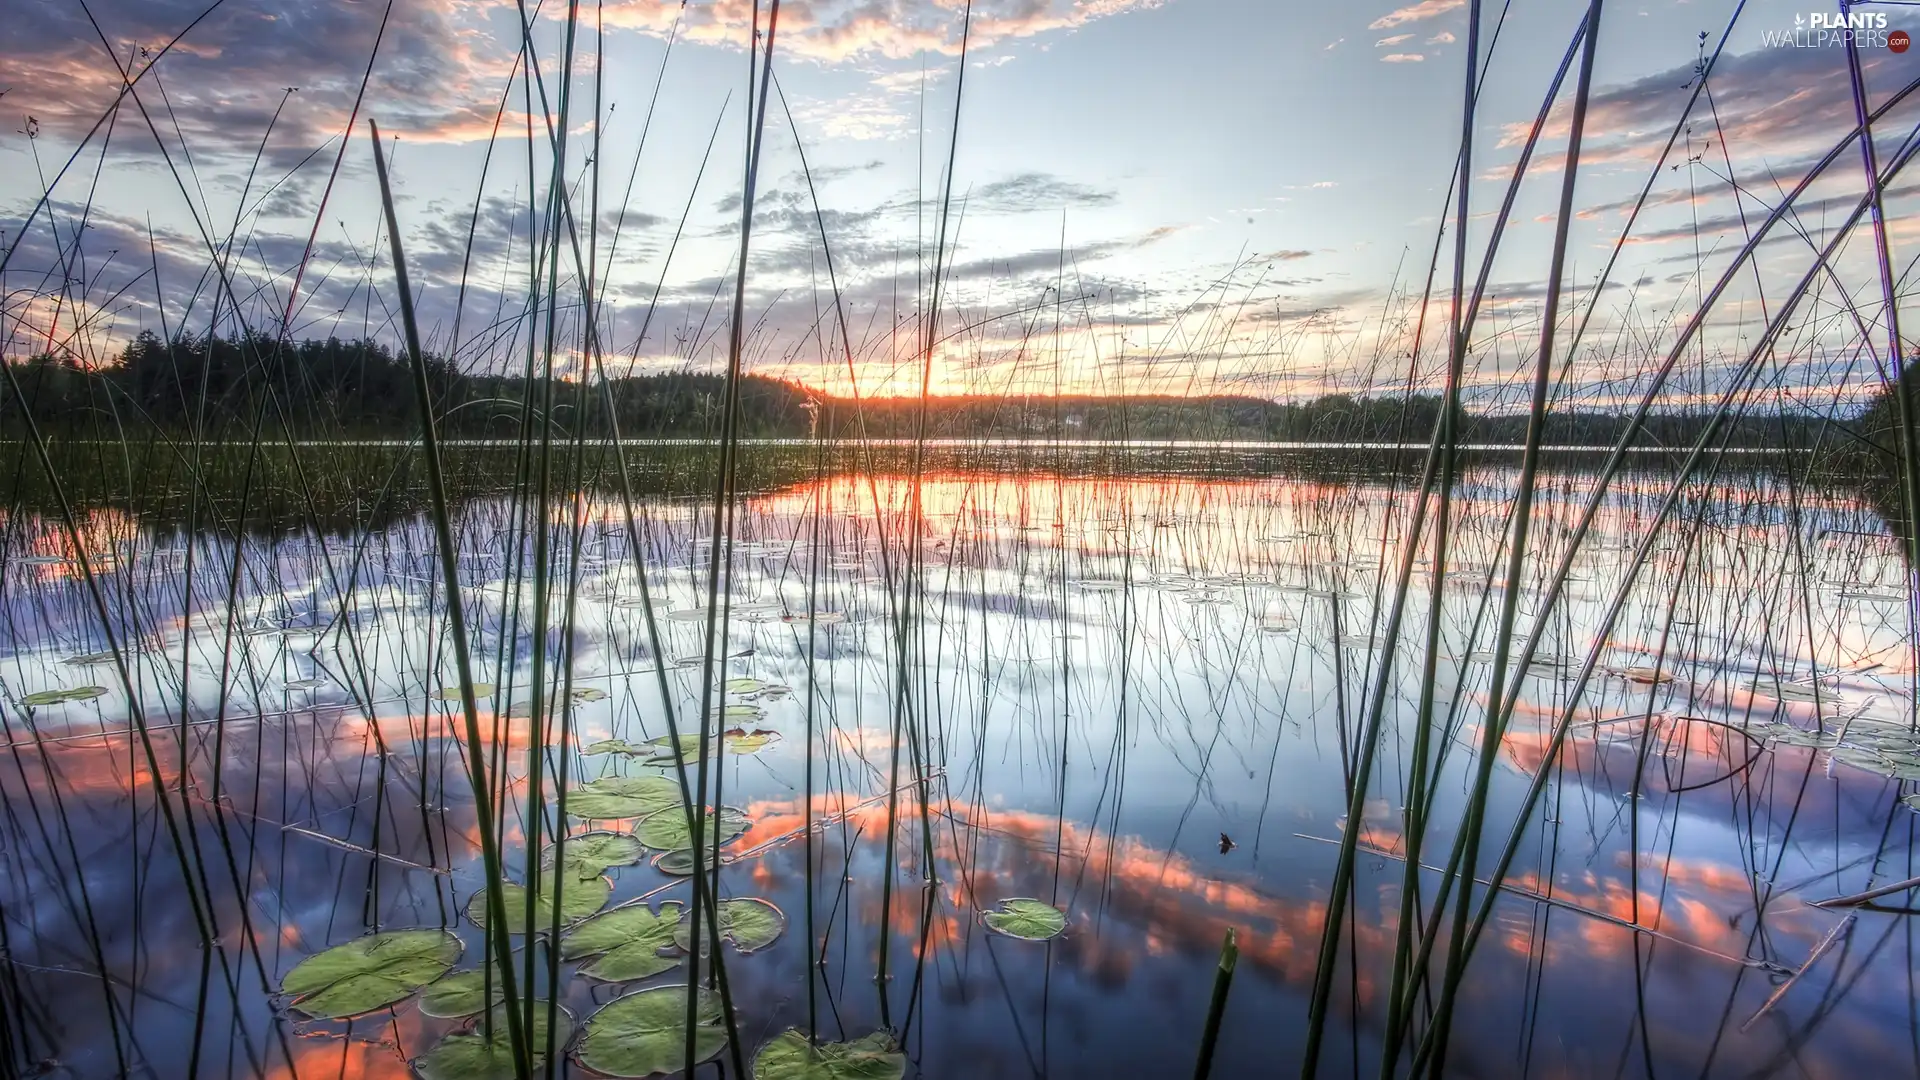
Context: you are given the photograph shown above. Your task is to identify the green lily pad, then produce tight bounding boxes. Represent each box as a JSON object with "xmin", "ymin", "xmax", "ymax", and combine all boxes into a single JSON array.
[
  {"xmin": 543, "ymin": 831, "xmax": 647, "ymax": 880},
  {"xmin": 415, "ymin": 1002, "xmax": 573, "ymax": 1080},
  {"xmin": 21, "ymin": 686, "xmax": 108, "ymax": 707},
  {"xmin": 62, "ymin": 651, "xmax": 117, "ymax": 666},
  {"xmin": 561, "ymin": 902, "xmax": 687, "ymax": 981},
  {"xmin": 280, "ymin": 929, "xmax": 460, "ymax": 1019},
  {"xmin": 724, "ymin": 678, "xmax": 767, "ymax": 694},
  {"xmin": 1903, "ymin": 792, "xmax": 1920, "ymax": 813},
  {"xmin": 719, "ymin": 703, "xmax": 765, "ymax": 720},
  {"xmin": 644, "ymin": 733, "xmax": 710, "ymax": 764},
  {"xmin": 983, "ymin": 898, "xmax": 1066, "ymax": 941},
  {"xmin": 653, "ymin": 850, "xmax": 698, "ymax": 876},
  {"xmin": 675, "ymin": 897, "xmax": 785, "ymax": 955},
  {"xmin": 753, "ymin": 1029, "xmax": 905, "ymax": 1080},
  {"xmin": 572, "ymin": 687, "xmax": 610, "ymax": 702},
  {"xmin": 435, "ymin": 682, "xmax": 495, "ymax": 700},
  {"xmin": 724, "ymin": 728, "xmax": 781, "ymax": 754},
  {"xmin": 1765, "ymin": 681, "xmax": 1828, "ymax": 703},
  {"xmin": 635, "ymin": 806, "xmax": 750, "ymax": 852},
  {"xmin": 585, "ymin": 738, "xmax": 653, "ymax": 756},
  {"xmin": 1611, "ymin": 666, "xmax": 1674, "ymax": 686},
  {"xmin": 575, "ymin": 985, "xmax": 728, "ymax": 1078},
  {"xmin": 566, "ymin": 774, "xmax": 684, "ymax": 820},
  {"xmin": 466, "ymin": 875, "xmax": 611, "ymax": 934},
  {"xmin": 418, "ymin": 968, "xmax": 506, "ymax": 1019}
]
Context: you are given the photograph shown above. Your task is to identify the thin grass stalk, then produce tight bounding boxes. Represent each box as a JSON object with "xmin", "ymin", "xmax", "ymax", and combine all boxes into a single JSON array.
[
  {"xmin": 1413, "ymin": 125, "xmax": 1920, "ymax": 1076},
  {"xmin": 1409, "ymin": 2, "xmax": 1604, "ymax": 1072},
  {"xmin": 520, "ymin": 0, "xmax": 584, "ymax": 1049},
  {"xmin": 366, "ymin": 118, "xmax": 529, "ymax": 1078},
  {"xmin": 1841, "ymin": 28, "xmax": 1920, "ymax": 685},
  {"xmin": 1192, "ymin": 928, "xmax": 1238, "ymax": 1080},
  {"xmin": 879, "ymin": 4, "xmax": 973, "ymax": 1018}
]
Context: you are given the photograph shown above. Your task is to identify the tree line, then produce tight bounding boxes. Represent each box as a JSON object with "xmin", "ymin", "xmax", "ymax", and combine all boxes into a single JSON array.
[{"xmin": 1, "ymin": 332, "xmax": 1844, "ymax": 448}]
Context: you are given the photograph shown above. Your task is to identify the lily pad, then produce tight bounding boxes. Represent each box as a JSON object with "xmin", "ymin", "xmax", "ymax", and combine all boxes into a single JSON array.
[
  {"xmin": 1764, "ymin": 681, "xmax": 1828, "ymax": 703},
  {"xmin": 21, "ymin": 686, "xmax": 109, "ymax": 707},
  {"xmin": 418, "ymin": 968, "xmax": 506, "ymax": 1019},
  {"xmin": 584, "ymin": 738, "xmax": 653, "ymax": 756},
  {"xmin": 724, "ymin": 728, "xmax": 781, "ymax": 755},
  {"xmin": 674, "ymin": 897, "xmax": 785, "ymax": 955},
  {"xmin": 572, "ymin": 686, "xmax": 610, "ymax": 702},
  {"xmin": 415, "ymin": 1002, "xmax": 573, "ymax": 1080},
  {"xmin": 724, "ymin": 677, "xmax": 768, "ymax": 694},
  {"xmin": 982, "ymin": 898, "xmax": 1066, "ymax": 941},
  {"xmin": 575, "ymin": 985, "xmax": 728, "ymax": 1078},
  {"xmin": 753, "ymin": 1029, "xmax": 905, "ymax": 1080},
  {"xmin": 1611, "ymin": 666, "xmax": 1675, "ymax": 686},
  {"xmin": 285, "ymin": 677, "xmax": 329, "ymax": 691},
  {"xmin": 543, "ymin": 831, "xmax": 647, "ymax": 879},
  {"xmin": 561, "ymin": 902, "xmax": 687, "ymax": 982},
  {"xmin": 644, "ymin": 733, "xmax": 709, "ymax": 764},
  {"xmin": 635, "ymin": 806, "xmax": 750, "ymax": 852},
  {"xmin": 567, "ymin": 774, "xmax": 683, "ymax": 820},
  {"xmin": 718, "ymin": 703, "xmax": 765, "ymax": 720},
  {"xmin": 435, "ymin": 682, "xmax": 496, "ymax": 700},
  {"xmin": 466, "ymin": 875, "xmax": 611, "ymax": 934},
  {"xmin": 280, "ymin": 929, "xmax": 460, "ymax": 1019},
  {"xmin": 62, "ymin": 651, "xmax": 117, "ymax": 666},
  {"xmin": 653, "ymin": 850, "xmax": 698, "ymax": 876}
]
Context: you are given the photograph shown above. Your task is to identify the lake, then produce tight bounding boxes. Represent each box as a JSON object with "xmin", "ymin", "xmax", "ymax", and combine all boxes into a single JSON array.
[{"xmin": 2, "ymin": 455, "xmax": 1916, "ymax": 1078}]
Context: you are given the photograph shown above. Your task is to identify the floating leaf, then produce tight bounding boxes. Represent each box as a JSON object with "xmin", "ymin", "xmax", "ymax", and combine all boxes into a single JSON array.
[
  {"xmin": 724, "ymin": 678, "xmax": 767, "ymax": 694},
  {"xmin": 584, "ymin": 738, "xmax": 653, "ymax": 757},
  {"xmin": 1764, "ymin": 681, "xmax": 1828, "ymax": 703},
  {"xmin": 719, "ymin": 703, "xmax": 765, "ymax": 720},
  {"xmin": 567, "ymin": 775, "xmax": 683, "ymax": 820},
  {"xmin": 674, "ymin": 897, "xmax": 785, "ymax": 955},
  {"xmin": 543, "ymin": 831, "xmax": 646, "ymax": 880},
  {"xmin": 572, "ymin": 687, "xmax": 610, "ymax": 703},
  {"xmin": 561, "ymin": 902, "xmax": 686, "ymax": 982},
  {"xmin": 62, "ymin": 651, "xmax": 117, "ymax": 666},
  {"xmin": 982, "ymin": 898, "xmax": 1066, "ymax": 941},
  {"xmin": 635, "ymin": 806, "xmax": 750, "ymax": 852},
  {"xmin": 575, "ymin": 985, "xmax": 727, "ymax": 1078},
  {"xmin": 435, "ymin": 683, "xmax": 495, "ymax": 700},
  {"xmin": 1903, "ymin": 793, "xmax": 1920, "ymax": 813},
  {"xmin": 280, "ymin": 929, "xmax": 460, "ymax": 1019},
  {"xmin": 1610, "ymin": 666, "xmax": 1674, "ymax": 686},
  {"xmin": 653, "ymin": 850, "xmax": 697, "ymax": 876},
  {"xmin": 753, "ymin": 1029, "xmax": 905, "ymax": 1080},
  {"xmin": 466, "ymin": 875, "xmax": 611, "ymax": 934},
  {"xmin": 285, "ymin": 677, "xmax": 329, "ymax": 691},
  {"xmin": 415, "ymin": 1002, "xmax": 573, "ymax": 1080},
  {"xmin": 644, "ymin": 733, "xmax": 708, "ymax": 764},
  {"xmin": 21, "ymin": 686, "xmax": 108, "ymax": 707},
  {"xmin": 723, "ymin": 728, "xmax": 781, "ymax": 755},
  {"xmin": 418, "ymin": 968, "xmax": 505, "ymax": 1019}
]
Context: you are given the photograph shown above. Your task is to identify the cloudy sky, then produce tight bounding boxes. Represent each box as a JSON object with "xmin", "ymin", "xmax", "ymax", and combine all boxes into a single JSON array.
[{"xmin": 4, "ymin": 0, "xmax": 1918, "ymax": 404}]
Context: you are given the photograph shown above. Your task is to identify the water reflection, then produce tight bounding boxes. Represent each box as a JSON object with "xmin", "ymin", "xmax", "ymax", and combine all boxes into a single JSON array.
[{"xmin": 2, "ymin": 466, "xmax": 1916, "ymax": 1077}]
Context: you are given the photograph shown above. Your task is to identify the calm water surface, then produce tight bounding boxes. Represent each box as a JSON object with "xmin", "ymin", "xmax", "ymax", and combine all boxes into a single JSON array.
[{"xmin": 2, "ymin": 464, "xmax": 1916, "ymax": 1078}]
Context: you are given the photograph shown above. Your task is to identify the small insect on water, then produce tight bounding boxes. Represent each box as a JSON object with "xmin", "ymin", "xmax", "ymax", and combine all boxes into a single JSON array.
[{"xmin": 1219, "ymin": 833, "xmax": 1235, "ymax": 854}]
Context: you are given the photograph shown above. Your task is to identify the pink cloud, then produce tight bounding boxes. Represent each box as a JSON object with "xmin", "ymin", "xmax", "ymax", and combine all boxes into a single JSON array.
[{"xmin": 1369, "ymin": 0, "xmax": 1465, "ymax": 31}]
